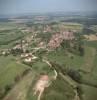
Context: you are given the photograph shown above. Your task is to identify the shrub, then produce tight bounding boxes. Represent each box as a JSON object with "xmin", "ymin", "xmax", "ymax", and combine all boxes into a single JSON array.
[{"xmin": 67, "ymin": 69, "xmax": 82, "ymax": 83}]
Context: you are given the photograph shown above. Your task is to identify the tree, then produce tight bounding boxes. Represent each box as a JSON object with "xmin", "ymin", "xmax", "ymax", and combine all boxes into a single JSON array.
[
  {"xmin": 5, "ymin": 84, "xmax": 13, "ymax": 93},
  {"xmin": 67, "ymin": 69, "xmax": 82, "ymax": 83},
  {"xmin": 79, "ymin": 45, "xmax": 84, "ymax": 56}
]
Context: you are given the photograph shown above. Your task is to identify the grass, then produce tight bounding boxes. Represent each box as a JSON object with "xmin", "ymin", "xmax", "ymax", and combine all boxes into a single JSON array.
[
  {"xmin": 0, "ymin": 29, "xmax": 24, "ymax": 45},
  {"xmin": 0, "ymin": 22, "xmax": 17, "ymax": 30},
  {"xmin": 0, "ymin": 22, "xmax": 28, "ymax": 49},
  {"xmin": 0, "ymin": 22, "xmax": 25, "ymax": 30},
  {"xmin": 80, "ymin": 46, "xmax": 96, "ymax": 72},
  {"xmin": 27, "ymin": 75, "xmax": 75, "ymax": 100},
  {"xmin": 91, "ymin": 51, "xmax": 97, "ymax": 77},
  {"xmin": 46, "ymin": 45, "xmax": 97, "ymax": 99},
  {"xmin": 0, "ymin": 21, "xmax": 97, "ymax": 100},
  {"xmin": 60, "ymin": 22, "xmax": 83, "ymax": 31},
  {"xmin": 31, "ymin": 60, "xmax": 54, "ymax": 75},
  {"xmin": 84, "ymin": 40, "xmax": 97, "ymax": 48},
  {"xmin": 47, "ymin": 48, "xmax": 84, "ymax": 69},
  {"xmin": 81, "ymin": 84, "xmax": 97, "ymax": 100},
  {"xmin": 3, "ymin": 71, "xmax": 34, "ymax": 100},
  {"xmin": 0, "ymin": 55, "xmax": 29, "ymax": 89},
  {"xmin": 50, "ymin": 22, "xmax": 83, "ymax": 32}
]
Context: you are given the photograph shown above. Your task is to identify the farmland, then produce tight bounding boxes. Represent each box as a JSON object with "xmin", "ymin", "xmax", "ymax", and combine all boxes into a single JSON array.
[
  {"xmin": 0, "ymin": 13, "xmax": 97, "ymax": 100},
  {"xmin": 0, "ymin": 55, "xmax": 29, "ymax": 89}
]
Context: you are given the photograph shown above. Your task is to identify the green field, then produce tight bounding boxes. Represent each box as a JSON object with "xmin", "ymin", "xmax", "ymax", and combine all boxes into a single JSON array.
[
  {"xmin": 0, "ymin": 21, "xmax": 97, "ymax": 100},
  {"xmin": 0, "ymin": 22, "xmax": 26, "ymax": 30},
  {"xmin": 47, "ymin": 48, "xmax": 84, "ymax": 69},
  {"xmin": 47, "ymin": 22, "xmax": 83, "ymax": 32},
  {"xmin": 27, "ymin": 75, "xmax": 75, "ymax": 100},
  {"xmin": 0, "ymin": 30, "xmax": 24, "ymax": 45},
  {"xmin": 0, "ymin": 22, "xmax": 28, "ymax": 49},
  {"xmin": 82, "ymin": 84, "xmax": 97, "ymax": 100},
  {"xmin": 60, "ymin": 22, "xmax": 83, "ymax": 31},
  {"xmin": 80, "ymin": 46, "xmax": 96, "ymax": 72},
  {"xmin": 0, "ymin": 55, "xmax": 29, "ymax": 89}
]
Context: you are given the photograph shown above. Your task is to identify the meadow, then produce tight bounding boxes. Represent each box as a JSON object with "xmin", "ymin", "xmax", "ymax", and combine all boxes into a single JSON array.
[{"xmin": 0, "ymin": 55, "xmax": 29, "ymax": 89}]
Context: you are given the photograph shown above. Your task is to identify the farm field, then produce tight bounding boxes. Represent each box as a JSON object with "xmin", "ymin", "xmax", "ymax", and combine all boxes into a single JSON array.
[
  {"xmin": 0, "ymin": 16, "xmax": 97, "ymax": 100},
  {"xmin": 0, "ymin": 22, "xmax": 18, "ymax": 30},
  {"xmin": 0, "ymin": 30, "xmax": 24, "ymax": 45},
  {"xmin": 3, "ymin": 71, "xmax": 34, "ymax": 100},
  {"xmin": 82, "ymin": 84, "xmax": 97, "ymax": 100},
  {"xmin": 80, "ymin": 46, "xmax": 96, "ymax": 72},
  {"xmin": 60, "ymin": 22, "xmax": 83, "ymax": 31},
  {"xmin": 27, "ymin": 75, "xmax": 75, "ymax": 100},
  {"xmin": 47, "ymin": 49, "xmax": 84, "ymax": 69},
  {"xmin": 0, "ymin": 55, "xmax": 29, "ymax": 89}
]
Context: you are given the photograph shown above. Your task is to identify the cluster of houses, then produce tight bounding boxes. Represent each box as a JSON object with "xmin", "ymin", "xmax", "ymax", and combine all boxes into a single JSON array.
[
  {"xmin": 48, "ymin": 31, "xmax": 74, "ymax": 49},
  {"xmin": 0, "ymin": 24, "xmax": 76, "ymax": 66},
  {"xmin": 21, "ymin": 53, "xmax": 38, "ymax": 63},
  {"xmin": 43, "ymin": 25, "xmax": 52, "ymax": 33},
  {"xmin": 37, "ymin": 41, "xmax": 46, "ymax": 49},
  {"xmin": 34, "ymin": 16, "xmax": 49, "ymax": 21},
  {"xmin": 1, "ymin": 49, "xmax": 10, "ymax": 56}
]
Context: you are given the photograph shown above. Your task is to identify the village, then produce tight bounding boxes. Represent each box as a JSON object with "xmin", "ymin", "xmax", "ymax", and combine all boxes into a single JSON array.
[
  {"xmin": 0, "ymin": 23, "xmax": 81, "ymax": 100},
  {"xmin": 0, "ymin": 24, "xmax": 77, "ymax": 65},
  {"xmin": 0, "ymin": 14, "xmax": 97, "ymax": 100}
]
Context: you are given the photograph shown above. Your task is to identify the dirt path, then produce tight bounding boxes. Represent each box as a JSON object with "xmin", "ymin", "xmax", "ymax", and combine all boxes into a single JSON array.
[
  {"xmin": 3, "ymin": 71, "xmax": 34, "ymax": 100},
  {"xmin": 43, "ymin": 60, "xmax": 80, "ymax": 100}
]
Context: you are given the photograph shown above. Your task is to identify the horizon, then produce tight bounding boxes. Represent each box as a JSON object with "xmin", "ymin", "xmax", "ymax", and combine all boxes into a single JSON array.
[
  {"xmin": 0, "ymin": 0, "xmax": 97, "ymax": 15},
  {"xmin": 0, "ymin": 11, "xmax": 97, "ymax": 18}
]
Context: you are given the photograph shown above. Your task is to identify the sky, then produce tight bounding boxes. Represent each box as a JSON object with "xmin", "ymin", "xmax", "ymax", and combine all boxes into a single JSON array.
[{"xmin": 0, "ymin": 0, "xmax": 97, "ymax": 15}]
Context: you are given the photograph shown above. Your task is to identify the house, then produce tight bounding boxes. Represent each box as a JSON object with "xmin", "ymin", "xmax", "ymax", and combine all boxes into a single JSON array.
[
  {"xmin": 43, "ymin": 25, "xmax": 52, "ymax": 33},
  {"xmin": 24, "ymin": 57, "xmax": 32, "ymax": 63},
  {"xmin": 21, "ymin": 53, "xmax": 32, "ymax": 58},
  {"xmin": 32, "ymin": 55, "xmax": 38, "ymax": 60},
  {"xmin": 38, "ymin": 42, "xmax": 46, "ymax": 49},
  {"xmin": 21, "ymin": 53, "xmax": 38, "ymax": 63},
  {"xmin": 48, "ymin": 31, "xmax": 74, "ymax": 49},
  {"xmin": 1, "ymin": 49, "xmax": 10, "ymax": 56},
  {"xmin": 13, "ymin": 44, "xmax": 22, "ymax": 50}
]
